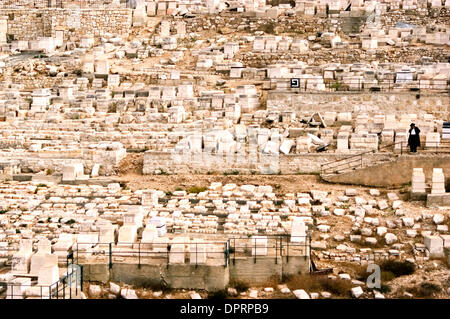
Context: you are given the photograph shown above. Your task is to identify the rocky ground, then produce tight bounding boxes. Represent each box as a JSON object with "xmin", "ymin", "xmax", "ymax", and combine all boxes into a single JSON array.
[{"xmin": 107, "ymin": 166, "xmax": 450, "ymax": 299}]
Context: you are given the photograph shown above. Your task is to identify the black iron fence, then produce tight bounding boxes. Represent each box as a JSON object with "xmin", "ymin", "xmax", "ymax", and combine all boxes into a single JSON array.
[
  {"xmin": 277, "ymin": 78, "xmax": 450, "ymax": 93},
  {"xmin": 229, "ymin": 235, "xmax": 311, "ymax": 265},
  {"xmin": 0, "ymin": 234, "xmax": 311, "ymax": 298},
  {"xmin": 71, "ymin": 240, "xmax": 229, "ymax": 269},
  {"xmin": 69, "ymin": 234, "xmax": 311, "ymax": 269},
  {"xmin": 0, "ymin": 263, "xmax": 82, "ymax": 299}
]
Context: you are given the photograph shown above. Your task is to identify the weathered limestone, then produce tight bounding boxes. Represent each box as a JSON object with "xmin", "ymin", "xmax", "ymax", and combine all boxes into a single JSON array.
[
  {"xmin": 411, "ymin": 168, "xmax": 426, "ymax": 194},
  {"xmin": 37, "ymin": 254, "xmax": 59, "ymax": 286},
  {"xmin": 424, "ymin": 235, "xmax": 444, "ymax": 258},
  {"xmin": 117, "ymin": 225, "xmax": 138, "ymax": 246},
  {"xmin": 169, "ymin": 237, "xmax": 187, "ymax": 264},
  {"xmin": 291, "ymin": 217, "xmax": 306, "ymax": 243},
  {"xmin": 12, "ymin": 239, "xmax": 33, "ymax": 274},
  {"xmin": 251, "ymin": 236, "xmax": 268, "ymax": 256},
  {"xmin": 431, "ymin": 168, "xmax": 446, "ymax": 194},
  {"xmin": 30, "ymin": 239, "xmax": 52, "ymax": 276}
]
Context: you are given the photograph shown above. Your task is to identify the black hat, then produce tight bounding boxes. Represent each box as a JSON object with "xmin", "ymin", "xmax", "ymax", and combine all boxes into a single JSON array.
[{"xmin": 410, "ymin": 123, "xmax": 415, "ymax": 126}]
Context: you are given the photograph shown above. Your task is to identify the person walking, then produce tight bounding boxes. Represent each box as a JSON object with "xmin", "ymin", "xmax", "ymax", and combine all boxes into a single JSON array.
[{"xmin": 408, "ymin": 123, "xmax": 421, "ymax": 153}]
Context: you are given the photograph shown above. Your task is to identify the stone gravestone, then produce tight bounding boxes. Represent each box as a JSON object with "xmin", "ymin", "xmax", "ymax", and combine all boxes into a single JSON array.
[
  {"xmin": 76, "ymin": 233, "xmax": 99, "ymax": 251},
  {"xmin": 37, "ymin": 254, "xmax": 59, "ymax": 287},
  {"xmin": 291, "ymin": 217, "xmax": 307, "ymax": 243},
  {"xmin": 411, "ymin": 168, "xmax": 426, "ymax": 195},
  {"xmin": 53, "ymin": 233, "xmax": 74, "ymax": 259},
  {"xmin": 251, "ymin": 236, "xmax": 268, "ymax": 256},
  {"xmin": 12, "ymin": 239, "xmax": 33, "ymax": 274},
  {"xmin": 142, "ymin": 191, "xmax": 158, "ymax": 206},
  {"xmin": 149, "ymin": 217, "xmax": 167, "ymax": 236},
  {"xmin": 118, "ymin": 225, "xmax": 138, "ymax": 247},
  {"xmin": 153, "ymin": 237, "xmax": 169, "ymax": 253},
  {"xmin": 0, "ymin": 17, "xmax": 7, "ymax": 44},
  {"xmin": 99, "ymin": 224, "xmax": 116, "ymax": 244},
  {"xmin": 431, "ymin": 168, "xmax": 445, "ymax": 194},
  {"xmin": 424, "ymin": 235, "xmax": 444, "ymax": 258},
  {"xmin": 125, "ymin": 206, "xmax": 144, "ymax": 228},
  {"xmin": 169, "ymin": 237, "xmax": 187, "ymax": 264},
  {"xmin": 160, "ymin": 20, "xmax": 171, "ymax": 37},
  {"xmin": 190, "ymin": 239, "xmax": 207, "ymax": 264},
  {"xmin": 176, "ymin": 21, "xmax": 186, "ymax": 37},
  {"xmin": 142, "ymin": 224, "xmax": 158, "ymax": 248},
  {"xmin": 30, "ymin": 239, "xmax": 52, "ymax": 276}
]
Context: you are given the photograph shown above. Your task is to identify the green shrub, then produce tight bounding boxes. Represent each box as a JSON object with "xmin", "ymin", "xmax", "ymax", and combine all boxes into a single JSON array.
[
  {"xmin": 331, "ymin": 81, "xmax": 342, "ymax": 90},
  {"xmin": 65, "ymin": 219, "xmax": 76, "ymax": 225},
  {"xmin": 258, "ymin": 22, "xmax": 276, "ymax": 34},
  {"xmin": 188, "ymin": 186, "xmax": 207, "ymax": 194},
  {"xmin": 380, "ymin": 271, "xmax": 395, "ymax": 282}
]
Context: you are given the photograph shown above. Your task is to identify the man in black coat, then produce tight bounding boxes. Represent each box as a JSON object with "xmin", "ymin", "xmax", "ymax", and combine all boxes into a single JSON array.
[{"xmin": 408, "ymin": 123, "xmax": 421, "ymax": 153}]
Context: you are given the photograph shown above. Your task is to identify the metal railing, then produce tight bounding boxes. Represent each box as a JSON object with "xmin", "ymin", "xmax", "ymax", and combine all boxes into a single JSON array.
[
  {"xmin": 71, "ymin": 241, "xmax": 229, "ymax": 269},
  {"xmin": 1, "ymin": 263, "xmax": 81, "ymax": 300},
  {"xmin": 321, "ymin": 140, "xmax": 450, "ymax": 175},
  {"xmin": 229, "ymin": 234, "xmax": 311, "ymax": 266},
  {"xmin": 275, "ymin": 78, "xmax": 450, "ymax": 93},
  {"xmin": 69, "ymin": 235, "xmax": 311, "ymax": 269}
]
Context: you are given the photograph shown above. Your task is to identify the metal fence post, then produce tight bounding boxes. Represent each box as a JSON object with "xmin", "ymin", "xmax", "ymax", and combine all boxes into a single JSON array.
[
  {"xmin": 79, "ymin": 266, "xmax": 83, "ymax": 295},
  {"xmin": 280, "ymin": 236, "xmax": 283, "ymax": 258},
  {"xmin": 166, "ymin": 244, "xmax": 169, "ymax": 269},
  {"xmin": 138, "ymin": 242, "xmax": 141, "ymax": 269},
  {"xmin": 109, "ymin": 242, "xmax": 112, "ymax": 269},
  {"xmin": 287, "ymin": 240, "xmax": 289, "ymax": 263},
  {"xmin": 233, "ymin": 238, "xmax": 235, "ymax": 265},
  {"xmin": 253, "ymin": 237, "xmax": 256, "ymax": 264},
  {"xmin": 304, "ymin": 235, "xmax": 307, "ymax": 260},
  {"xmin": 223, "ymin": 242, "xmax": 226, "ymax": 268},
  {"xmin": 275, "ymin": 237, "xmax": 277, "ymax": 264},
  {"xmin": 69, "ymin": 270, "xmax": 72, "ymax": 299}
]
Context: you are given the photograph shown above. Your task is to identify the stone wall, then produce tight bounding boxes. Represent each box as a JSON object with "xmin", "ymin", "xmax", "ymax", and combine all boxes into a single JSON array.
[
  {"xmin": 143, "ymin": 150, "xmax": 393, "ymax": 175},
  {"xmin": 81, "ymin": 256, "xmax": 309, "ymax": 290},
  {"xmin": 323, "ymin": 154, "xmax": 450, "ymax": 188},
  {"xmin": 267, "ymin": 91, "xmax": 450, "ymax": 118},
  {"xmin": 0, "ymin": 148, "xmax": 125, "ymax": 176},
  {"xmin": 0, "ymin": 0, "xmax": 120, "ymax": 9},
  {"xmin": 2, "ymin": 8, "xmax": 132, "ymax": 41}
]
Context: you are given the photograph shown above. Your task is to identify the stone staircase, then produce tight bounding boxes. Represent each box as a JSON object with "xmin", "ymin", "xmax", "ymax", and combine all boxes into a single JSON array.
[
  {"xmin": 321, "ymin": 153, "xmax": 398, "ymax": 177},
  {"xmin": 321, "ymin": 146, "xmax": 450, "ymax": 188}
]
